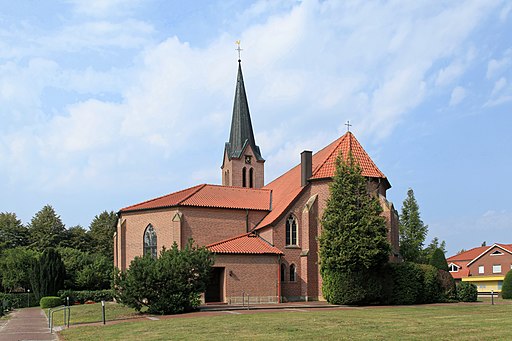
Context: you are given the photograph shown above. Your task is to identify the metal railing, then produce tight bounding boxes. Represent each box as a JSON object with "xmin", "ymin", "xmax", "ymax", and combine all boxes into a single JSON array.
[
  {"xmin": 48, "ymin": 305, "xmax": 70, "ymax": 333},
  {"xmin": 242, "ymin": 291, "xmax": 250, "ymax": 310}
]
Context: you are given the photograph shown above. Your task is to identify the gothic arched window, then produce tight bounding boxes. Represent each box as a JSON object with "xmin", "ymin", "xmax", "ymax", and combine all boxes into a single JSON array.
[
  {"xmin": 289, "ymin": 264, "xmax": 296, "ymax": 282},
  {"xmin": 249, "ymin": 168, "xmax": 254, "ymax": 188},
  {"xmin": 242, "ymin": 167, "xmax": 247, "ymax": 187},
  {"xmin": 285, "ymin": 214, "xmax": 298, "ymax": 246},
  {"xmin": 280, "ymin": 263, "xmax": 286, "ymax": 282},
  {"xmin": 143, "ymin": 224, "xmax": 157, "ymax": 258}
]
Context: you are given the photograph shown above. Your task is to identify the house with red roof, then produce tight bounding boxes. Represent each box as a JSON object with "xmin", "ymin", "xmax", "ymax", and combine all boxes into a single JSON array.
[
  {"xmin": 114, "ymin": 59, "xmax": 400, "ymax": 304},
  {"xmin": 447, "ymin": 243, "xmax": 512, "ymax": 293}
]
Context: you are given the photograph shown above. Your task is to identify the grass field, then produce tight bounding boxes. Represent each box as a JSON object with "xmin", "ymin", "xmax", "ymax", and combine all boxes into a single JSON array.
[
  {"xmin": 59, "ymin": 301, "xmax": 512, "ymax": 341},
  {"xmin": 48, "ymin": 302, "xmax": 143, "ymax": 326}
]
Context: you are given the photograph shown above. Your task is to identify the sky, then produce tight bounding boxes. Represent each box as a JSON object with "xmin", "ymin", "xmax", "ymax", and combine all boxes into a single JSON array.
[{"xmin": 1, "ymin": 0, "xmax": 511, "ymax": 256}]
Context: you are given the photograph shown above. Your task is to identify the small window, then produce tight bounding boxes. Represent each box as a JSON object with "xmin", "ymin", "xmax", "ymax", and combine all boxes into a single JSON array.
[
  {"xmin": 498, "ymin": 281, "xmax": 503, "ymax": 290},
  {"xmin": 449, "ymin": 264, "xmax": 459, "ymax": 272},
  {"xmin": 280, "ymin": 264, "xmax": 286, "ymax": 282},
  {"xmin": 289, "ymin": 264, "xmax": 296, "ymax": 282},
  {"xmin": 490, "ymin": 250, "xmax": 504, "ymax": 256},
  {"xmin": 493, "ymin": 264, "xmax": 502, "ymax": 274},
  {"xmin": 242, "ymin": 167, "xmax": 247, "ymax": 187},
  {"xmin": 143, "ymin": 224, "xmax": 157, "ymax": 258},
  {"xmin": 249, "ymin": 168, "xmax": 254, "ymax": 188},
  {"xmin": 285, "ymin": 214, "xmax": 298, "ymax": 246},
  {"xmin": 478, "ymin": 265, "xmax": 484, "ymax": 274}
]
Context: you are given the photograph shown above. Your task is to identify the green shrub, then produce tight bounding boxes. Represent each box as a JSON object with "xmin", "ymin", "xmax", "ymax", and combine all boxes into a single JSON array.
[
  {"xmin": 418, "ymin": 264, "xmax": 442, "ymax": 303},
  {"xmin": 58, "ymin": 289, "xmax": 114, "ymax": 304},
  {"xmin": 40, "ymin": 296, "xmax": 63, "ymax": 309},
  {"xmin": 31, "ymin": 248, "xmax": 66, "ymax": 301},
  {"xmin": 501, "ymin": 270, "xmax": 512, "ymax": 299},
  {"xmin": 429, "ymin": 248, "xmax": 449, "ymax": 271},
  {"xmin": 115, "ymin": 240, "xmax": 214, "ymax": 315},
  {"xmin": 388, "ymin": 262, "xmax": 424, "ymax": 305},
  {"xmin": 437, "ymin": 269, "xmax": 457, "ymax": 301},
  {"xmin": 322, "ymin": 270, "xmax": 384, "ymax": 305},
  {"xmin": 457, "ymin": 282, "xmax": 478, "ymax": 302}
]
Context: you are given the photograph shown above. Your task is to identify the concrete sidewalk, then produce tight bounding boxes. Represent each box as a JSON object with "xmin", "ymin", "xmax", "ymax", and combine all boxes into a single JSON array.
[{"xmin": 0, "ymin": 307, "xmax": 56, "ymax": 341}]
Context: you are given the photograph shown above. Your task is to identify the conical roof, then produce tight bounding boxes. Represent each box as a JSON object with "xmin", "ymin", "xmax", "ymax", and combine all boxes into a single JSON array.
[{"xmin": 225, "ymin": 62, "xmax": 264, "ymax": 161}]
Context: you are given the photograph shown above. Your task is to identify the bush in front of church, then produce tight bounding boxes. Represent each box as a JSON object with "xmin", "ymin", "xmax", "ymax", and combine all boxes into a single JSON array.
[
  {"xmin": 114, "ymin": 239, "xmax": 214, "ymax": 314},
  {"xmin": 456, "ymin": 282, "xmax": 478, "ymax": 302},
  {"xmin": 501, "ymin": 270, "xmax": 512, "ymax": 299}
]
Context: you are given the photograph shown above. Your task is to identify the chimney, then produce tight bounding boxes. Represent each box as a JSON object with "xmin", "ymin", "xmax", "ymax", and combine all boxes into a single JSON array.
[{"xmin": 301, "ymin": 150, "xmax": 312, "ymax": 187}]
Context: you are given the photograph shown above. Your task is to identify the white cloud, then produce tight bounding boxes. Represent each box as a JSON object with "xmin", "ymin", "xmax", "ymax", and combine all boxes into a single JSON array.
[
  {"xmin": 66, "ymin": 0, "xmax": 143, "ymax": 18},
  {"xmin": 486, "ymin": 48, "xmax": 512, "ymax": 79},
  {"xmin": 491, "ymin": 77, "xmax": 507, "ymax": 96},
  {"xmin": 449, "ymin": 86, "xmax": 466, "ymax": 106}
]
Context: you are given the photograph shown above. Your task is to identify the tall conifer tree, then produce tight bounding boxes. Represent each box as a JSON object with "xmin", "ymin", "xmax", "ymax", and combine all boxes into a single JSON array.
[
  {"xmin": 319, "ymin": 152, "xmax": 390, "ymax": 304},
  {"xmin": 399, "ymin": 188, "xmax": 428, "ymax": 263},
  {"xmin": 27, "ymin": 205, "xmax": 66, "ymax": 249}
]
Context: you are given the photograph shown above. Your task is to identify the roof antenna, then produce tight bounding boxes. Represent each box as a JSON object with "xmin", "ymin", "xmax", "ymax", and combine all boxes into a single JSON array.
[
  {"xmin": 235, "ymin": 40, "xmax": 243, "ymax": 63},
  {"xmin": 345, "ymin": 120, "xmax": 352, "ymax": 132}
]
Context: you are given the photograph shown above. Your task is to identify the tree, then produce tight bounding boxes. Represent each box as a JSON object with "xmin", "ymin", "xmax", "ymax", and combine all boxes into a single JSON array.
[
  {"xmin": 115, "ymin": 240, "xmax": 214, "ymax": 314},
  {"xmin": 57, "ymin": 247, "xmax": 92, "ymax": 290},
  {"xmin": 27, "ymin": 205, "xmax": 66, "ymax": 249},
  {"xmin": 0, "ymin": 212, "xmax": 29, "ymax": 251},
  {"xmin": 429, "ymin": 248, "xmax": 449, "ymax": 271},
  {"xmin": 76, "ymin": 255, "xmax": 112, "ymax": 290},
  {"xmin": 88, "ymin": 211, "xmax": 117, "ymax": 260},
  {"xmin": 31, "ymin": 248, "xmax": 66, "ymax": 301},
  {"xmin": 502, "ymin": 270, "xmax": 512, "ymax": 299},
  {"xmin": 423, "ymin": 237, "xmax": 447, "ymax": 263},
  {"xmin": 319, "ymin": 152, "xmax": 390, "ymax": 305},
  {"xmin": 399, "ymin": 188, "xmax": 428, "ymax": 263},
  {"xmin": 0, "ymin": 247, "xmax": 39, "ymax": 291},
  {"xmin": 63, "ymin": 225, "xmax": 93, "ymax": 253}
]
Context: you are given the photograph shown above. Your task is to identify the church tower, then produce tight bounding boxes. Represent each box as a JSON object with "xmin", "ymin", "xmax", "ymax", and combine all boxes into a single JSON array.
[{"xmin": 221, "ymin": 60, "xmax": 264, "ymax": 188}]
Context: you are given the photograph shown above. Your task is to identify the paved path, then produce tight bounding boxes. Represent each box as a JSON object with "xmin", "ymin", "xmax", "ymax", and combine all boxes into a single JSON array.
[{"xmin": 0, "ymin": 307, "xmax": 56, "ymax": 341}]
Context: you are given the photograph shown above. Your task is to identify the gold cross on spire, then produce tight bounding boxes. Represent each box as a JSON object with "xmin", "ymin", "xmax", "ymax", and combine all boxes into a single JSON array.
[{"xmin": 235, "ymin": 40, "xmax": 243, "ymax": 62}]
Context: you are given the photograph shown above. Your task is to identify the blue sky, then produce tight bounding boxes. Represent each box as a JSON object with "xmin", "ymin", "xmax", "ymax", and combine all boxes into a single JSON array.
[{"xmin": 1, "ymin": 0, "xmax": 511, "ymax": 256}]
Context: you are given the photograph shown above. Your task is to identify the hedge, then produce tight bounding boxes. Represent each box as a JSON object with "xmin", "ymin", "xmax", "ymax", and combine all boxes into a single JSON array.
[
  {"xmin": 57, "ymin": 289, "xmax": 114, "ymax": 304},
  {"xmin": 502, "ymin": 270, "xmax": 512, "ymax": 299},
  {"xmin": 457, "ymin": 282, "xmax": 478, "ymax": 302},
  {"xmin": 0, "ymin": 292, "xmax": 38, "ymax": 314},
  {"xmin": 40, "ymin": 296, "xmax": 63, "ymax": 309}
]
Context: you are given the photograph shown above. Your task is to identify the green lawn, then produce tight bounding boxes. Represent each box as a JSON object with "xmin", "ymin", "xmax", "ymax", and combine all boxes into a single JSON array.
[
  {"xmin": 48, "ymin": 302, "xmax": 143, "ymax": 326},
  {"xmin": 59, "ymin": 302, "xmax": 512, "ymax": 341}
]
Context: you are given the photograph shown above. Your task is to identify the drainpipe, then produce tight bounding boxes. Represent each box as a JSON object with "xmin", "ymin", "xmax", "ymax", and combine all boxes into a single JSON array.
[
  {"xmin": 277, "ymin": 255, "xmax": 282, "ymax": 303},
  {"xmin": 246, "ymin": 209, "xmax": 249, "ymax": 233}
]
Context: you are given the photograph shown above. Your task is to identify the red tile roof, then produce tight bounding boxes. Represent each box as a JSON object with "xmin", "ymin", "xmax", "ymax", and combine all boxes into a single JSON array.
[
  {"xmin": 207, "ymin": 233, "xmax": 283, "ymax": 255},
  {"xmin": 256, "ymin": 131, "xmax": 387, "ymax": 229},
  {"xmin": 120, "ymin": 184, "xmax": 271, "ymax": 212},
  {"xmin": 311, "ymin": 132, "xmax": 386, "ymax": 180}
]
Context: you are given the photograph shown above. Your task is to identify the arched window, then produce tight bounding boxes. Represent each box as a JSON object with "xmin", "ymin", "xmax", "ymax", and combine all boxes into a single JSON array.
[
  {"xmin": 143, "ymin": 224, "xmax": 157, "ymax": 258},
  {"xmin": 280, "ymin": 263, "xmax": 286, "ymax": 282},
  {"xmin": 249, "ymin": 168, "xmax": 254, "ymax": 188},
  {"xmin": 242, "ymin": 167, "xmax": 247, "ymax": 187},
  {"xmin": 289, "ymin": 264, "xmax": 296, "ymax": 282},
  {"xmin": 285, "ymin": 214, "xmax": 298, "ymax": 246}
]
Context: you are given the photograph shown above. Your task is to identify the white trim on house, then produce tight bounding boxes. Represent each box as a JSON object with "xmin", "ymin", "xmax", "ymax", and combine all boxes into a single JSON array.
[{"xmin": 467, "ymin": 244, "xmax": 512, "ymax": 266}]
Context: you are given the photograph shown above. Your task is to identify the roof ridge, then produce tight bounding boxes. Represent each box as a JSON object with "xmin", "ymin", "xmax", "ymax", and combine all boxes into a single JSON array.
[
  {"xmin": 206, "ymin": 232, "xmax": 252, "ymax": 248},
  {"xmin": 311, "ymin": 132, "xmax": 348, "ymax": 177},
  {"xmin": 177, "ymin": 183, "xmax": 207, "ymax": 205},
  {"xmin": 121, "ymin": 184, "xmax": 204, "ymax": 211},
  {"xmin": 204, "ymin": 183, "xmax": 271, "ymax": 192}
]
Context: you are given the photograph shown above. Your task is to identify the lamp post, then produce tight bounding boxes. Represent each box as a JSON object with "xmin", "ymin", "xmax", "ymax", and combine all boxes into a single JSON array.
[{"xmin": 27, "ymin": 289, "xmax": 30, "ymax": 307}]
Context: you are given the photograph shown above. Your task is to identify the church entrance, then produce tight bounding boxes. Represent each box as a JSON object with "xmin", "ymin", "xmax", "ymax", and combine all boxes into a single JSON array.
[{"xmin": 205, "ymin": 267, "xmax": 224, "ymax": 303}]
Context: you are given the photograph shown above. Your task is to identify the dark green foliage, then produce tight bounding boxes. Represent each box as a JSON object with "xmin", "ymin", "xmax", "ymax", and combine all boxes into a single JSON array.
[
  {"xmin": 501, "ymin": 270, "xmax": 512, "ymax": 299},
  {"xmin": 387, "ymin": 262, "xmax": 424, "ymax": 305},
  {"xmin": 76, "ymin": 255, "xmax": 113, "ymax": 290},
  {"xmin": 88, "ymin": 211, "xmax": 118, "ymax": 260},
  {"xmin": 429, "ymin": 248, "xmax": 449, "ymax": 271},
  {"xmin": 63, "ymin": 226, "xmax": 93, "ymax": 253},
  {"xmin": 322, "ymin": 270, "xmax": 384, "ymax": 305},
  {"xmin": 27, "ymin": 205, "xmax": 66, "ymax": 249},
  {"xmin": 0, "ymin": 247, "xmax": 39, "ymax": 291},
  {"xmin": 0, "ymin": 293, "xmax": 38, "ymax": 311},
  {"xmin": 30, "ymin": 248, "xmax": 66, "ymax": 301},
  {"xmin": 456, "ymin": 282, "xmax": 478, "ymax": 302},
  {"xmin": 438, "ymin": 269, "xmax": 457, "ymax": 301},
  {"xmin": 115, "ymin": 240, "xmax": 214, "ymax": 314},
  {"xmin": 399, "ymin": 189, "xmax": 428, "ymax": 263},
  {"xmin": 319, "ymin": 152, "xmax": 390, "ymax": 305},
  {"xmin": 39, "ymin": 296, "xmax": 63, "ymax": 309},
  {"xmin": 58, "ymin": 289, "xmax": 114, "ymax": 304},
  {"xmin": 423, "ymin": 237, "xmax": 447, "ymax": 264},
  {"xmin": 418, "ymin": 264, "xmax": 443, "ymax": 303},
  {"xmin": 0, "ymin": 212, "xmax": 29, "ymax": 251}
]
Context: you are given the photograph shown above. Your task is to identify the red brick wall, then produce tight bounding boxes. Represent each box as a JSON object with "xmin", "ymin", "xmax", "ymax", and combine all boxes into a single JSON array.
[
  {"xmin": 221, "ymin": 145, "xmax": 264, "ymax": 188},
  {"xmin": 467, "ymin": 246, "xmax": 512, "ymax": 276},
  {"xmin": 213, "ymin": 254, "xmax": 279, "ymax": 304}
]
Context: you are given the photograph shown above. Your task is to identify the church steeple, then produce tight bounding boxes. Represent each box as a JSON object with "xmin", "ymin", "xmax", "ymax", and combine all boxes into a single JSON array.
[{"xmin": 222, "ymin": 58, "xmax": 265, "ymax": 188}]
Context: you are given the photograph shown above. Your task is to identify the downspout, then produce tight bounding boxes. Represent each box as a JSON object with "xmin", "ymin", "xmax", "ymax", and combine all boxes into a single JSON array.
[
  {"xmin": 277, "ymin": 254, "xmax": 282, "ymax": 303},
  {"xmin": 246, "ymin": 209, "xmax": 249, "ymax": 233}
]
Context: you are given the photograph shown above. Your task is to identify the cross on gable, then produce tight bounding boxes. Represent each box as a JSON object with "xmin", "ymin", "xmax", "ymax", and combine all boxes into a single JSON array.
[{"xmin": 345, "ymin": 120, "xmax": 352, "ymax": 132}]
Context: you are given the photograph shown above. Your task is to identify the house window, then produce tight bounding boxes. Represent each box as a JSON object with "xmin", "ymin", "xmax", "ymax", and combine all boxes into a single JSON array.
[
  {"xmin": 490, "ymin": 250, "xmax": 504, "ymax": 256},
  {"xmin": 448, "ymin": 264, "xmax": 459, "ymax": 272},
  {"xmin": 493, "ymin": 264, "xmax": 502, "ymax": 274},
  {"xmin": 289, "ymin": 264, "xmax": 296, "ymax": 282},
  {"xmin": 285, "ymin": 214, "xmax": 298, "ymax": 246},
  {"xmin": 143, "ymin": 224, "xmax": 157, "ymax": 258},
  {"xmin": 280, "ymin": 264, "xmax": 286, "ymax": 282},
  {"xmin": 498, "ymin": 281, "xmax": 503, "ymax": 290},
  {"xmin": 249, "ymin": 168, "xmax": 254, "ymax": 188},
  {"xmin": 478, "ymin": 265, "xmax": 484, "ymax": 274},
  {"xmin": 242, "ymin": 167, "xmax": 247, "ymax": 187}
]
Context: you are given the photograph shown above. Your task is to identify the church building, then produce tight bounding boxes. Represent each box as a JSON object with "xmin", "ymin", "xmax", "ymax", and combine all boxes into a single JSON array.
[{"xmin": 114, "ymin": 59, "xmax": 400, "ymax": 304}]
